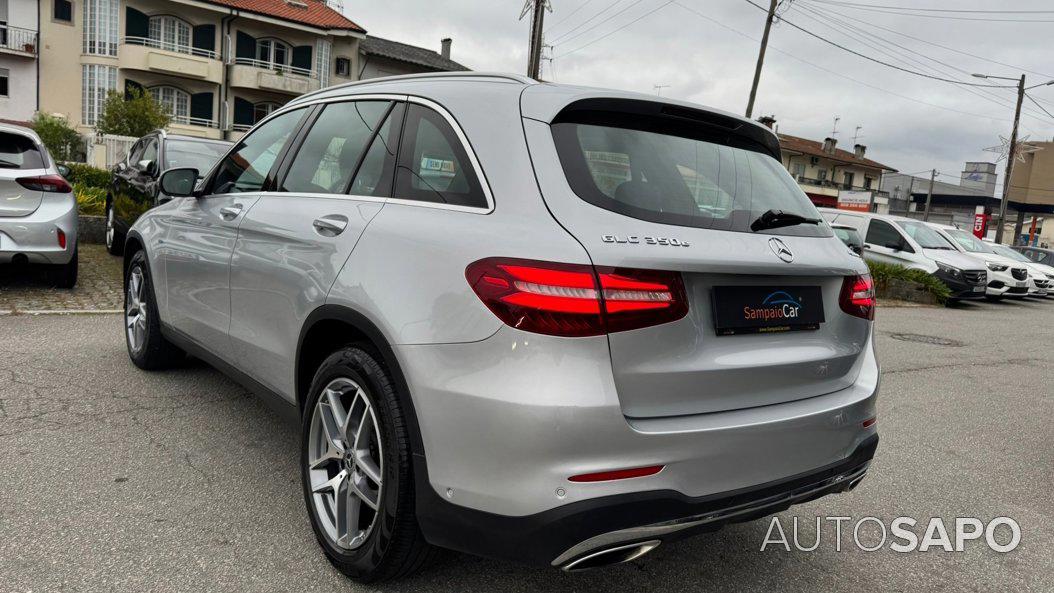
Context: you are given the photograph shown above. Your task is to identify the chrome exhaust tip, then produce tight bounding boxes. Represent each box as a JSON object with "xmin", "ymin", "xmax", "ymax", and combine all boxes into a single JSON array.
[{"xmin": 561, "ymin": 540, "xmax": 661, "ymax": 572}]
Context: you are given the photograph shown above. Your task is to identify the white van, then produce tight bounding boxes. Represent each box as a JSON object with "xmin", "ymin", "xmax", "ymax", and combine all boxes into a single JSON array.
[{"xmin": 819, "ymin": 209, "xmax": 987, "ymax": 300}]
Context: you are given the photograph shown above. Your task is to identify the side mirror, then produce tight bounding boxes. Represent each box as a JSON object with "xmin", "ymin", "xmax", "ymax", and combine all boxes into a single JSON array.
[
  {"xmin": 56, "ymin": 164, "xmax": 70, "ymax": 178},
  {"xmin": 114, "ymin": 161, "xmax": 126, "ymax": 173},
  {"xmin": 159, "ymin": 167, "xmax": 200, "ymax": 198}
]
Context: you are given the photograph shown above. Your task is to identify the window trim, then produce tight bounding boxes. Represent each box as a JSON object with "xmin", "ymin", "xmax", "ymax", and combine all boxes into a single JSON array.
[
  {"xmin": 257, "ymin": 94, "xmax": 494, "ymax": 214},
  {"xmin": 53, "ymin": 0, "xmax": 74, "ymax": 24}
]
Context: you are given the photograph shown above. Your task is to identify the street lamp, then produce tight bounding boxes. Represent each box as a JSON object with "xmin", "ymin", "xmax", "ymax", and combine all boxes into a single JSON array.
[{"xmin": 972, "ymin": 73, "xmax": 1054, "ymax": 243}]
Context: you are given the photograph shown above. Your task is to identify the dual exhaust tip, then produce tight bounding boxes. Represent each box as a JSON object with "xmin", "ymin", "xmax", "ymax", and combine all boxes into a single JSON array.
[{"xmin": 560, "ymin": 540, "xmax": 662, "ymax": 572}]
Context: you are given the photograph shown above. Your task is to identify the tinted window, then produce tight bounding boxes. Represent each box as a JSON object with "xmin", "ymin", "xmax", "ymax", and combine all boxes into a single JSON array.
[
  {"xmin": 210, "ymin": 108, "xmax": 305, "ymax": 194},
  {"xmin": 0, "ymin": 132, "xmax": 44, "ymax": 169},
  {"xmin": 552, "ymin": 116, "xmax": 827, "ymax": 236},
  {"xmin": 866, "ymin": 220, "xmax": 909, "ymax": 250},
  {"xmin": 350, "ymin": 103, "xmax": 404, "ymax": 198},
  {"xmin": 282, "ymin": 101, "xmax": 390, "ymax": 194},
  {"xmin": 164, "ymin": 140, "xmax": 230, "ymax": 174},
  {"xmin": 138, "ymin": 138, "xmax": 159, "ymax": 169},
  {"xmin": 897, "ymin": 220, "xmax": 955, "ymax": 250},
  {"xmin": 394, "ymin": 104, "xmax": 487, "ymax": 208}
]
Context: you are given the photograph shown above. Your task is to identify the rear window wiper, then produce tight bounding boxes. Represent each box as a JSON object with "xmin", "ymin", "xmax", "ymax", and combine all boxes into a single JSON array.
[{"xmin": 750, "ymin": 209, "xmax": 823, "ymax": 232}]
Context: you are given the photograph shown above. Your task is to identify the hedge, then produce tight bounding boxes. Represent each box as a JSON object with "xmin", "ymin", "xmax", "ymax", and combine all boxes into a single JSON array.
[
  {"xmin": 73, "ymin": 182, "xmax": 107, "ymax": 217},
  {"xmin": 866, "ymin": 261, "xmax": 952, "ymax": 304},
  {"xmin": 64, "ymin": 163, "xmax": 112, "ymax": 188}
]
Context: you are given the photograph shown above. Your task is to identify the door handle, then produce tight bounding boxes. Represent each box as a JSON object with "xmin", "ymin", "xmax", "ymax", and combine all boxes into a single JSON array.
[
  {"xmin": 313, "ymin": 215, "xmax": 348, "ymax": 236},
  {"xmin": 220, "ymin": 205, "xmax": 243, "ymax": 220}
]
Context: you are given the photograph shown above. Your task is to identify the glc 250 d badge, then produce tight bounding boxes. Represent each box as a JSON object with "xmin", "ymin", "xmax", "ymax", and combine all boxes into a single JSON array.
[
  {"xmin": 602, "ymin": 235, "xmax": 691, "ymax": 247},
  {"xmin": 769, "ymin": 237, "xmax": 794, "ymax": 263}
]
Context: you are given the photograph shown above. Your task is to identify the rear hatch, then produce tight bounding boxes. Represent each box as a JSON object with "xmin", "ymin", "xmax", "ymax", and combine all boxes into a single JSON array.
[
  {"xmin": 521, "ymin": 91, "xmax": 871, "ymax": 418},
  {"xmin": 0, "ymin": 130, "xmax": 47, "ymax": 217}
]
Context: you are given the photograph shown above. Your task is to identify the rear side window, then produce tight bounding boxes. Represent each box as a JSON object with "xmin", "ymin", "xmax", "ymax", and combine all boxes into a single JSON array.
[
  {"xmin": 0, "ymin": 132, "xmax": 45, "ymax": 169},
  {"xmin": 394, "ymin": 104, "xmax": 487, "ymax": 209},
  {"xmin": 350, "ymin": 103, "xmax": 404, "ymax": 198},
  {"xmin": 551, "ymin": 116, "xmax": 828, "ymax": 236},
  {"xmin": 281, "ymin": 100, "xmax": 391, "ymax": 194}
]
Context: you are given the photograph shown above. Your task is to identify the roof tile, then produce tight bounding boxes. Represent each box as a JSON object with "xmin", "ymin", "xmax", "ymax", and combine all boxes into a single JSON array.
[
  {"xmin": 204, "ymin": 0, "xmax": 365, "ymax": 32},
  {"xmin": 778, "ymin": 133, "xmax": 897, "ymax": 172}
]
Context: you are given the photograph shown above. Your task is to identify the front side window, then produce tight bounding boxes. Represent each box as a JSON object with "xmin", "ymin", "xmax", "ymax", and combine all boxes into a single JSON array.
[
  {"xmin": 281, "ymin": 101, "xmax": 390, "ymax": 194},
  {"xmin": 150, "ymin": 86, "xmax": 190, "ymax": 123},
  {"xmin": 0, "ymin": 132, "xmax": 44, "ymax": 169},
  {"xmin": 897, "ymin": 220, "xmax": 956, "ymax": 250},
  {"xmin": 552, "ymin": 115, "xmax": 827, "ymax": 236},
  {"xmin": 138, "ymin": 137, "xmax": 158, "ymax": 168},
  {"xmin": 394, "ymin": 104, "xmax": 487, "ymax": 208},
  {"xmin": 148, "ymin": 15, "xmax": 191, "ymax": 53},
  {"xmin": 866, "ymin": 219, "xmax": 908, "ymax": 250},
  {"xmin": 209, "ymin": 108, "xmax": 305, "ymax": 194}
]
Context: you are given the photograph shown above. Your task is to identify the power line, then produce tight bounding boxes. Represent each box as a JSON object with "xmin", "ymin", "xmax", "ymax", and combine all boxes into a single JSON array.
[
  {"xmin": 807, "ymin": 0, "xmax": 1054, "ymax": 14},
  {"xmin": 741, "ymin": 0, "xmax": 1016, "ymax": 87},
  {"xmin": 554, "ymin": 0, "xmax": 674, "ymax": 58},
  {"xmin": 548, "ymin": 0, "xmax": 636, "ymax": 45},
  {"xmin": 670, "ymin": 1, "xmax": 1015, "ymax": 123},
  {"xmin": 1026, "ymin": 94, "xmax": 1054, "ymax": 122},
  {"xmin": 547, "ymin": 0, "xmax": 601, "ymax": 30},
  {"xmin": 797, "ymin": 0, "xmax": 1054, "ymax": 79}
]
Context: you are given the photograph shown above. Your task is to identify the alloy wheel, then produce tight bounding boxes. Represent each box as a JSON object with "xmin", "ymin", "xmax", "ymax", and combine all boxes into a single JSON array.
[
  {"xmin": 125, "ymin": 267, "xmax": 147, "ymax": 353},
  {"xmin": 307, "ymin": 378, "xmax": 384, "ymax": 550}
]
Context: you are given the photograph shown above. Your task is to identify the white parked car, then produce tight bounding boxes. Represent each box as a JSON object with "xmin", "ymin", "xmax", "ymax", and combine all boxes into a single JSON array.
[
  {"xmin": 925, "ymin": 223, "xmax": 1030, "ymax": 299},
  {"xmin": 986, "ymin": 242, "xmax": 1054, "ymax": 298}
]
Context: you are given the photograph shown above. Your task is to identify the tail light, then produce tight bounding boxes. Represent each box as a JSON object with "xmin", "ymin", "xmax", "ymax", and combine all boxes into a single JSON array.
[
  {"xmin": 17, "ymin": 174, "xmax": 72, "ymax": 193},
  {"xmin": 840, "ymin": 274, "xmax": 875, "ymax": 320},
  {"xmin": 465, "ymin": 257, "xmax": 688, "ymax": 337}
]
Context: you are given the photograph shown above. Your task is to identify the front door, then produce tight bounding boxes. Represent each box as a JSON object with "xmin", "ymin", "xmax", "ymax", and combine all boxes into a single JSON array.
[
  {"xmin": 229, "ymin": 99, "xmax": 403, "ymax": 398},
  {"xmin": 162, "ymin": 106, "xmax": 309, "ymax": 359},
  {"xmin": 863, "ymin": 218, "xmax": 915, "ymax": 267}
]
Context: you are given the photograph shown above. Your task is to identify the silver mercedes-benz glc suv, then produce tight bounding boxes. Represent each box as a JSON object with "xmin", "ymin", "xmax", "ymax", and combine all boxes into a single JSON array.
[{"xmin": 124, "ymin": 72, "xmax": 879, "ymax": 582}]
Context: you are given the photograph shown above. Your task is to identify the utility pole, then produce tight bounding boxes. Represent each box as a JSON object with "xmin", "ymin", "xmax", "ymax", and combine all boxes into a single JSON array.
[
  {"xmin": 745, "ymin": 0, "xmax": 779, "ymax": 118},
  {"xmin": 923, "ymin": 169, "xmax": 937, "ymax": 222},
  {"xmin": 522, "ymin": 0, "xmax": 551, "ymax": 79},
  {"xmin": 994, "ymin": 75, "xmax": 1026, "ymax": 243}
]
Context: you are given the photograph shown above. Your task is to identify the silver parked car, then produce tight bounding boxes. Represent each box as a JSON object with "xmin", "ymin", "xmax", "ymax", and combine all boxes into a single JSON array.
[
  {"xmin": 125, "ymin": 73, "xmax": 879, "ymax": 581},
  {"xmin": 0, "ymin": 123, "xmax": 78, "ymax": 287}
]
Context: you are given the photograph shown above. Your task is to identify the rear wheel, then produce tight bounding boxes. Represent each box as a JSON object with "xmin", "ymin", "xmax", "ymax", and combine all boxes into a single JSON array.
[
  {"xmin": 49, "ymin": 249, "xmax": 78, "ymax": 289},
  {"xmin": 301, "ymin": 347, "xmax": 434, "ymax": 582},
  {"xmin": 125, "ymin": 250, "xmax": 183, "ymax": 369},
  {"xmin": 106, "ymin": 202, "xmax": 124, "ymax": 256}
]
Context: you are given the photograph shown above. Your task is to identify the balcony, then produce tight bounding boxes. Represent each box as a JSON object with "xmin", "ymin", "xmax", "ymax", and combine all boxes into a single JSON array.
[
  {"xmin": 169, "ymin": 117, "xmax": 223, "ymax": 139},
  {"xmin": 118, "ymin": 37, "xmax": 223, "ymax": 84},
  {"xmin": 0, "ymin": 25, "xmax": 38, "ymax": 58},
  {"xmin": 229, "ymin": 58, "xmax": 320, "ymax": 96}
]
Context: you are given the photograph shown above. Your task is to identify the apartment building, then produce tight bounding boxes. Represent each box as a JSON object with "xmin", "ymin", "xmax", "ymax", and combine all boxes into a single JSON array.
[
  {"xmin": 37, "ymin": 0, "xmax": 366, "ymax": 140},
  {"xmin": 0, "ymin": 0, "xmax": 40, "ymax": 122}
]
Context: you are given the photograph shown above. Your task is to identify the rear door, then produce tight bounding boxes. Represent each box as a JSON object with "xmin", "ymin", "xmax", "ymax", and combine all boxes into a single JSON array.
[
  {"xmin": 228, "ymin": 99, "xmax": 403, "ymax": 398},
  {"xmin": 521, "ymin": 99, "xmax": 870, "ymax": 418},
  {"xmin": 0, "ymin": 130, "xmax": 47, "ymax": 217}
]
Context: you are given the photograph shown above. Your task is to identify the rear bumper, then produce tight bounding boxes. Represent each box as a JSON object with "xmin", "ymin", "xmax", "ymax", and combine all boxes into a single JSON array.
[
  {"xmin": 416, "ymin": 434, "xmax": 878, "ymax": 566},
  {"xmin": 0, "ymin": 193, "xmax": 77, "ymax": 265}
]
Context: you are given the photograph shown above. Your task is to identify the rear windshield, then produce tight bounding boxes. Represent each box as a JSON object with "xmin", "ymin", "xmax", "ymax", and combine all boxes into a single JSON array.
[
  {"xmin": 0, "ymin": 132, "xmax": 45, "ymax": 169},
  {"xmin": 944, "ymin": 228, "xmax": 994, "ymax": 254},
  {"xmin": 165, "ymin": 140, "xmax": 230, "ymax": 174},
  {"xmin": 896, "ymin": 220, "xmax": 956, "ymax": 250},
  {"xmin": 552, "ymin": 118, "xmax": 829, "ymax": 237}
]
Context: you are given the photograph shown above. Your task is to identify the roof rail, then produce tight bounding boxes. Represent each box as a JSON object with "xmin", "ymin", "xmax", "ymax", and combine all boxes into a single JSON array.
[{"xmin": 290, "ymin": 71, "xmax": 537, "ymax": 105}]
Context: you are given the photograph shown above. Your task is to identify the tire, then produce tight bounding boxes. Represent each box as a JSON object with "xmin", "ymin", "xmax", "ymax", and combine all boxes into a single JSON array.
[
  {"xmin": 106, "ymin": 202, "xmax": 124, "ymax": 256},
  {"xmin": 49, "ymin": 249, "xmax": 78, "ymax": 289},
  {"xmin": 301, "ymin": 346, "xmax": 435, "ymax": 583},
  {"xmin": 125, "ymin": 250, "xmax": 183, "ymax": 370}
]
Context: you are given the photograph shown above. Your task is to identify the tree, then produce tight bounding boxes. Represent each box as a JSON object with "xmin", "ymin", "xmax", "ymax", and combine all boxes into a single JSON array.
[
  {"xmin": 95, "ymin": 88, "xmax": 171, "ymax": 137},
  {"xmin": 31, "ymin": 112, "xmax": 83, "ymax": 161}
]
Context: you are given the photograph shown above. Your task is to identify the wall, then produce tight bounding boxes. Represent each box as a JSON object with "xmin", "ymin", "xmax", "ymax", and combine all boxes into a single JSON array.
[
  {"xmin": 1007, "ymin": 142, "xmax": 1054, "ymax": 208},
  {"xmin": 0, "ymin": 0, "xmax": 39, "ymax": 121},
  {"xmin": 358, "ymin": 54, "xmax": 424, "ymax": 80},
  {"xmin": 39, "ymin": 0, "xmax": 88, "ymax": 128}
]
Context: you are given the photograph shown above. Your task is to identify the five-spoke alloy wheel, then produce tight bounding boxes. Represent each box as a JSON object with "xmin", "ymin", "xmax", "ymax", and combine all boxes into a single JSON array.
[{"xmin": 125, "ymin": 266, "xmax": 148, "ymax": 355}]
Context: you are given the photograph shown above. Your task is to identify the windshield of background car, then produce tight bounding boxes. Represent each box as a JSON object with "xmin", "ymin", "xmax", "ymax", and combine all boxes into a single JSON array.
[
  {"xmin": 551, "ymin": 118, "xmax": 829, "ymax": 237},
  {"xmin": 990, "ymin": 243, "xmax": 1032, "ymax": 262},
  {"xmin": 0, "ymin": 132, "xmax": 44, "ymax": 169},
  {"xmin": 165, "ymin": 140, "xmax": 231, "ymax": 175},
  {"xmin": 833, "ymin": 227, "xmax": 861, "ymax": 244},
  {"xmin": 944, "ymin": 228, "xmax": 995, "ymax": 253},
  {"xmin": 897, "ymin": 221, "xmax": 956, "ymax": 249}
]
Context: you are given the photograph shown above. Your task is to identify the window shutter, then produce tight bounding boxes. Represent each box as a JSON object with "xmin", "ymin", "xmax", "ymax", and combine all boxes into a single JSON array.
[
  {"xmin": 292, "ymin": 45, "xmax": 313, "ymax": 71},
  {"xmin": 191, "ymin": 92, "xmax": 214, "ymax": 122},
  {"xmin": 125, "ymin": 7, "xmax": 149, "ymax": 39},
  {"xmin": 235, "ymin": 31, "xmax": 256, "ymax": 60},
  {"xmin": 193, "ymin": 25, "xmax": 216, "ymax": 53},
  {"xmin": 233, "ymin": 97, "xmax": 254, "ymax": 126}
]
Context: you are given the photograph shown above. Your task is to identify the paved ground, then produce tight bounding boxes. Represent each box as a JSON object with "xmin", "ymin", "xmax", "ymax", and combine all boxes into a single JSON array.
[
  {"xmin": 0, "ymin": 302, "xmax": 1051, "ymax": 592},
  {"xmin": 0, "ymin": 244, "xmax": 123, "ymax": 313}
]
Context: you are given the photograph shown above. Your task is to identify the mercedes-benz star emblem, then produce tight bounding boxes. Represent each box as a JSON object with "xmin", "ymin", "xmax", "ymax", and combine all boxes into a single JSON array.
[{"xmin": 769, "ymin": 238, "xmax": 794, "ymax": 263}]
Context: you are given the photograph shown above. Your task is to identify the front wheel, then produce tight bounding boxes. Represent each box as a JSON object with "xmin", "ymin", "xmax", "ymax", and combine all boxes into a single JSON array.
[
  {"xmin": 106, "ymin": 202, "xmax": 124, "ymax": 256},
  {"xmin": 125, "ymin": 250, "xmax": 183, "ymax": 369},
  {"xmin": 301, "ymin": 347, "xmax": 434, "ymax": 583}
]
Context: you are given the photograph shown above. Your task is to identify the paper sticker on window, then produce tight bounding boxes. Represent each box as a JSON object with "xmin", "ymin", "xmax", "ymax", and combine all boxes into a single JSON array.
[{"xmin": 420, "ymin": 155, "xmax": 456, "ymax": 176}]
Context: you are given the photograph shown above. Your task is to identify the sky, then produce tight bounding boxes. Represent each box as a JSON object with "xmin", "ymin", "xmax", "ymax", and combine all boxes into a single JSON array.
[{"xmin": 344, "ymin": 0, "xmax": 1054, "ymax": 191}]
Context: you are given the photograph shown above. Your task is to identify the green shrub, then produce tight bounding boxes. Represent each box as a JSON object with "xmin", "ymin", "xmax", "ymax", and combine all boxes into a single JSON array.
[
  {"xmin": 31, "ymin": 112, "xmax": 83, "ymax": 162},
  {"xmin": 96, "ymin": 88, "xmax": 171, "ymax": 137},
  {"xmin": 73, "ymin": 182, "xmax": 107, "ymax": 216},
  {"xmin": 866, "ymin": 261, "xmax": 952, "ymax": 304},
  {"xmin": 64, "ymin": 163, "xmax": 112, "ymax": 188}
]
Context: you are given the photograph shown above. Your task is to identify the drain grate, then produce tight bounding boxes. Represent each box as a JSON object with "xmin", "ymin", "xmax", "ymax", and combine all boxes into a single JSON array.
[{"xmin": 888, "ymin": 333, "xmax": 964, "ymax": 347}]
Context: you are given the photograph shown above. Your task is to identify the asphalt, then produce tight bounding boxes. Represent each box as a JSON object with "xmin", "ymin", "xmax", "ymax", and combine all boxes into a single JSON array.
[{"xmin": 0, "ymin": 301, "xmax": 1051, "ymax": 592}]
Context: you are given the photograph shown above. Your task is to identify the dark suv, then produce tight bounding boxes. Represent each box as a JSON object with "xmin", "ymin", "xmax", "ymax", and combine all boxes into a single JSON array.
[{"xmin": 106, "ymin": 131, "xmax": 231, "ymax": 255}]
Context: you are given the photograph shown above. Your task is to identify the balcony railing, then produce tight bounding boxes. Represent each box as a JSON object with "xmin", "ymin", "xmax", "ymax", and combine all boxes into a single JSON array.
[
  {"xmin": 231, "ymin": 123, "xmax": 253, "ymax": 132},
  {"xmin": 795, "ymin": 175, "xmax": 876, "ymax": 192},
  {"xmin": 122, "ymin": 36, "xmax": 218, "ymax": 60},
  {"xmin": 233, "ymin": 57, "xmax": 314, "ymax": 78},
  {"xmin": 0, "ymin": 25, "xmax": 38, "ymax": 55},
  {"xmin": 170, "ymin": 115, "xmax": 218, "ymax": 128}
]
